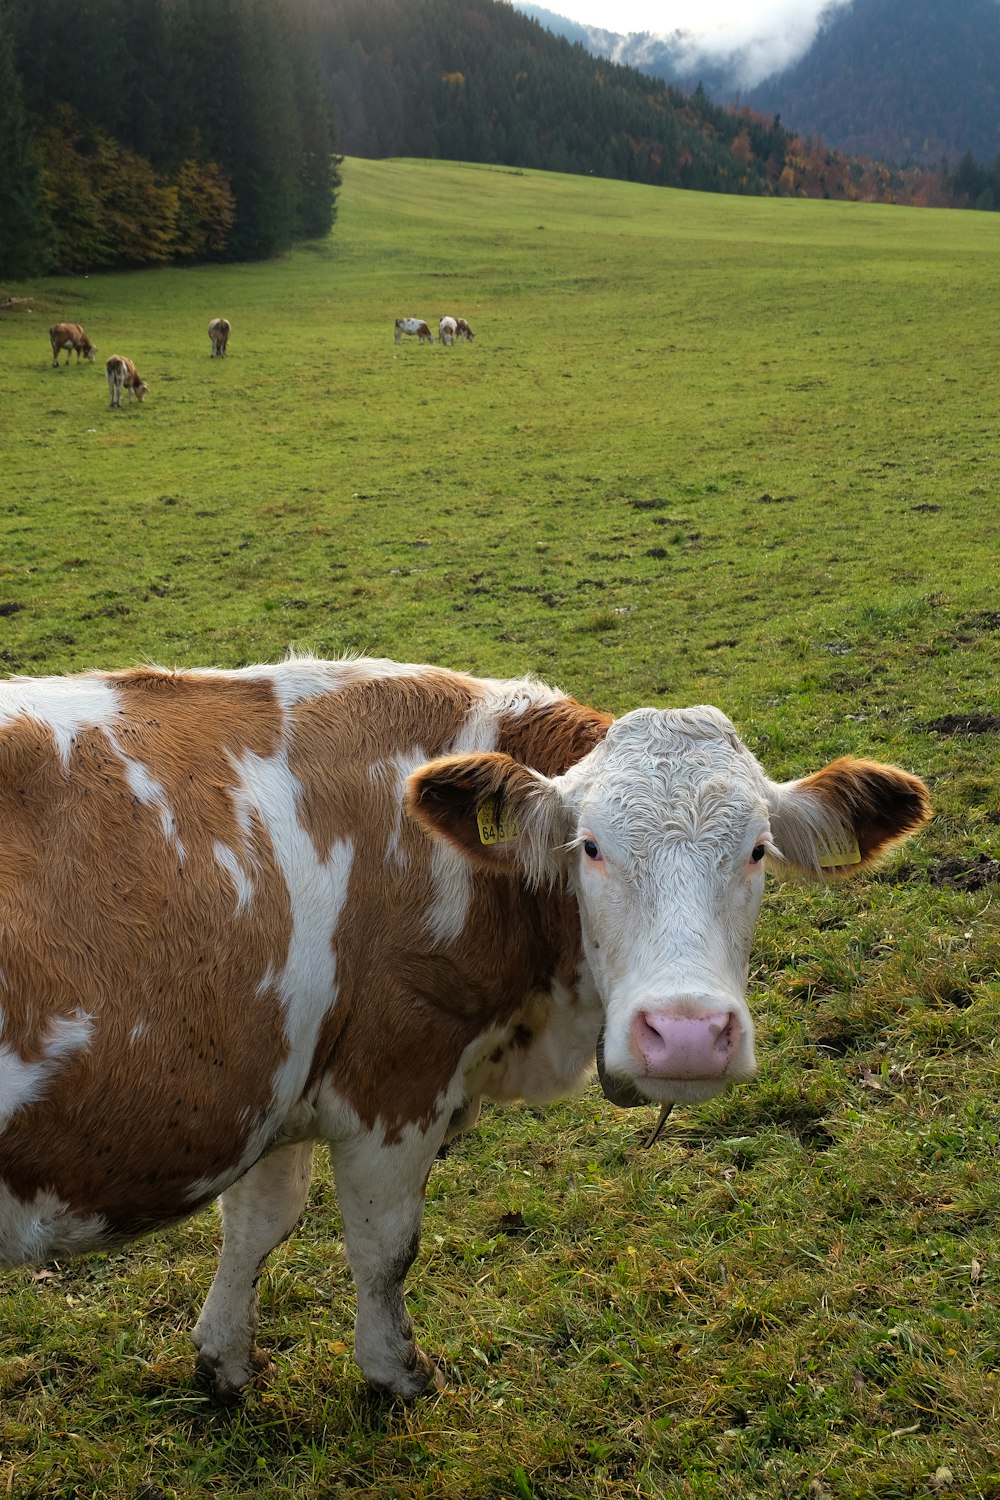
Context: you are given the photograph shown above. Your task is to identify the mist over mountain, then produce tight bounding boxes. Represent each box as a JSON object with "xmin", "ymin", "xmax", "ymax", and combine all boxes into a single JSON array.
[
  {"xmin": 517, "ymin": 0, "xmax": 1000, "ymax": 166},
  {"xmin": 513, "ymin": 2, "xmax": 829, "ymax": 93},
  {"xmin": 745, "ymin": 0, "xmax": 1000, "ymax": 166}
]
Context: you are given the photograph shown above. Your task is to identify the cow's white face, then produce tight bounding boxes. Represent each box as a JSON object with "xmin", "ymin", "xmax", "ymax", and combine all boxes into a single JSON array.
[
  {"xmin": 407, "ymin": 705, "xmax": 930, "ymax": 1111},
  {"xmin": 556, "ymin": 707, "xmax": 769, "ymax": 1104}
]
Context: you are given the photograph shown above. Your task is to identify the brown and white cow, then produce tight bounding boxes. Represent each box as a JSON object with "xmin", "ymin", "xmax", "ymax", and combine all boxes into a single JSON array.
[
  {"xmin": 106, "ymin": 354, "xmax": 148, "ymax": 408},
  {"xmin": 208, "ymin": 317, "xmax": 231, "ymax": 357},
  {"xmin": 0, "ymin": 658, "xmax": 929, "ymax": 1400},
  {"xmin": 394, "ymin": 317, "xmax": 434, "ymax": 344},
  {"xmin": 50, "ymin": 323, "xmax": 97, "ymax": 367},
  {"xmin": 439, "ymin": 316, "xmax": 475, "ymax": 346}
]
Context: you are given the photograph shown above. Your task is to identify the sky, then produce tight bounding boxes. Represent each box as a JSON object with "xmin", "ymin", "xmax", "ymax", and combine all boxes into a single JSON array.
[{"xmin": 518, "ymin": 0, "xmax": 850, "ymax": 80}]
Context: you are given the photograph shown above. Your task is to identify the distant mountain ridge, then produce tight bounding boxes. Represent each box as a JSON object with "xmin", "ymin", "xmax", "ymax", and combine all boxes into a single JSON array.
[
  {"xmin": 746, "ymin": 0, "xmax": 1000, "ymax": 166},
  {"xmin": 516, "ymin": 0, "xmax": 1000, "ymax": 166}
]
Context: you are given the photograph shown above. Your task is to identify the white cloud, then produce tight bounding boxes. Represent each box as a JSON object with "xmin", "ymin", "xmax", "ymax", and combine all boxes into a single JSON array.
[{"xmin": 518, "ymin": 0, "xmax": 854, "ymax": 86}]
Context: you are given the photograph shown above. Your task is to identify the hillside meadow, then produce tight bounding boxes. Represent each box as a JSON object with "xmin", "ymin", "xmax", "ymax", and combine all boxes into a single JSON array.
[{"xmin": 0, "ymin": 158, "xmax": 998, "ymax": 1500}]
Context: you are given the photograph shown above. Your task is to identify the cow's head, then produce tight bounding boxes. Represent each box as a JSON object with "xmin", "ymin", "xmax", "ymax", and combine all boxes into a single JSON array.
[
  {"xmin": 84, "ymin": 342, "xmax": 97, "ymax": 362},
  {"xmin": 406, "ymin": 706, "xmax": 930, "ymax": 1108},
  {"xmin": 133, "ymin": 378, "xmax": 149, "ymax": 401}
]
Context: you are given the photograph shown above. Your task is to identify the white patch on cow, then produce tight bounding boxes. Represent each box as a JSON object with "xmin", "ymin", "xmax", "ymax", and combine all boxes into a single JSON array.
[
  {"xmin": 0, "ymin": 1010, "xmax": 94, "ymax": 1133},
  {"xmin": 313, "ymin": 1076, "xmax": 364, "ymax": 1144},
  {"xmin": 380, "ymin": 749, "xmax": 429, "ymax": 867},
  {"xmin": 118, "ymin": 753, "xmax": 185, "ymax": 857},
  {"xmin": 222, "ymin": 655, "xmax": 436, "ymax": 711},
  {"xmin": 456, "ymin": 969, "xmax": 601, "ymax": 1109},
  {"xmin": 0, "ymin": 1184, "xmax": 109, "ymax": 1266},
  {"xmin": 424, "ymin": 840, "xmax": 472, "ymax": 945},
  {"xmin": 129, "ymin": 1019, "xmax": 147, "ymax": 1044},
  {"xmin": 213, "ymin": 841, "xmax": 254, "ymax": 912},
  {"xmin": 184, "ymin": 748, "xmax": 354, "ymax": 1203},
  {"xmin": 0, "ymin": 675, "xmax": 120, "ymax": 767},
  {"xmin": 328, "ymin": 1114, "xmax": 447, "ymax": 1394}
]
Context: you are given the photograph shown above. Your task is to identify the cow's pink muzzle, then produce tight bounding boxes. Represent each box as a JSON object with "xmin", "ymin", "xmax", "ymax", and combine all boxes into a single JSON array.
[{"xmin": 632, "ymin": 1009, "xmax": 743, "ymax": 1079}]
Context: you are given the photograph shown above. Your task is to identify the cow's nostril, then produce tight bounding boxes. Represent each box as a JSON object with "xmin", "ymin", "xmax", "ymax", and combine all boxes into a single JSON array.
[{"xmin": 632, "ymin": 1009, "xmax": 743, "ymax": 1079}]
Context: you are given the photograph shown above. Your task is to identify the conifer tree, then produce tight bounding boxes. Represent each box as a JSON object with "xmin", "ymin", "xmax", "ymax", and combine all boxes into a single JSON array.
[{"xmin": 0, "ymin": 0, "xmax": 50, "ymax": 279}]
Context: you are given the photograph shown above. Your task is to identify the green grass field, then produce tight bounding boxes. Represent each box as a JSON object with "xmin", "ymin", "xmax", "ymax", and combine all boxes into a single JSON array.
[{"xmin": 1, "ymin": 158, "xmax": 998, "ymax": 1500}]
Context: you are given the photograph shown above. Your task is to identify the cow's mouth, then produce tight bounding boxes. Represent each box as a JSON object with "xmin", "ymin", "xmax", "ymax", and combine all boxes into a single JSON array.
[{"xmin": 595, "ymin": 1029, "xmax": 648, "ymax": 1108}]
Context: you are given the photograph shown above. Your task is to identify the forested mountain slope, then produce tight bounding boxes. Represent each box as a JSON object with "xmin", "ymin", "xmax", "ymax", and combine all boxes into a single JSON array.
[
  {"xmin": 745, "ymin": 0, "xmax": 1000, "ymax": 168},
  {"xmin": 312, "ymin": 0, "xmax": 785, "ymax": 196}
]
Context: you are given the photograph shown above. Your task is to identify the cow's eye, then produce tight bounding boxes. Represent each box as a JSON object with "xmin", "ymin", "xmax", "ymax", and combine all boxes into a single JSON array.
[
  {"xmin": 583, "ymin": 839, "xmax": 601, "ymax": 861},
  {"xmin": 751, "ymin": 844, "xmax": 767, "ymax": 863}
]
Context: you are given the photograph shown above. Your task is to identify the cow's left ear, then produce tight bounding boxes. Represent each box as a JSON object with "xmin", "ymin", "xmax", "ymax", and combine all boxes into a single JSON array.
[
  {"xmin": 768, "ymin": 757, "xmax": 931, "ymax": 877},
  {"xmin": 406, "ymin": 751, "xmax": 567, "ymax": 883}
]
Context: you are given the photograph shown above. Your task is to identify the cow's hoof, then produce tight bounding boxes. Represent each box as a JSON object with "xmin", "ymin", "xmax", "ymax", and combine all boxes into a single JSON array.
[
  {"xmin": 367, "ymin": 1344, "xmax": 445, "ymax": 1401},
  {"xmin": 194, "ymin": 1344, "xmax": 270, "ymax": 1404}
]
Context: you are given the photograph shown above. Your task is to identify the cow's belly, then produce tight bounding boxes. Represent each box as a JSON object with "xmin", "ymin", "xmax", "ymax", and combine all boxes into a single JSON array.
[{"xmin": 0, "ymin": 996, "xmax": 316, "ymax": 1266}]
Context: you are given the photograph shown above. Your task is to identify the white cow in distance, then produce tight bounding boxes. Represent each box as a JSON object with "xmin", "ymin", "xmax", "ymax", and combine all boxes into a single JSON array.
[
  {"xmin": 439, "ymin": 316, "xmax": 475, "ymax": 345},
  {"xmin": 394, "ymin": 317, "xmax": 434, "ymax": 344},
  {"xmin": 208, "ymin": 317, "xmax": 231, "ymax": 357}
]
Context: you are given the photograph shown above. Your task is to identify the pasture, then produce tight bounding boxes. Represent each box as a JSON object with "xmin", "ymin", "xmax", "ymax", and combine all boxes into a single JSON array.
[{"xmin": 0, "ymin": 157, "xmax": 998, "ymax": 1499}]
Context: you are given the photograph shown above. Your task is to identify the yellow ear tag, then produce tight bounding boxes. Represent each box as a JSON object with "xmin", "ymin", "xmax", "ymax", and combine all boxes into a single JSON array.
[
  {"xmin": 477, "ymin": 800, "xmax": 520, "ymax": 845},
  {"xmin": 817, "ymin": 832, "xmax": 862, "ymax": 869}
]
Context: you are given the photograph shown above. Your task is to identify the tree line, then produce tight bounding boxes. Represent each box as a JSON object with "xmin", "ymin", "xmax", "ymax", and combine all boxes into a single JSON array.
[
  {"xmin": 2, "ymin": 0, "xmax": 998, "ymax": 282},
  {"xmin": 0, "ymin": 0, "xmax": 340, "ymax": 278}
]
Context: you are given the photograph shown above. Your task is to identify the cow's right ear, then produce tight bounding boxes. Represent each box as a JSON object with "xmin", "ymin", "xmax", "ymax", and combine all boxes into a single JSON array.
[{"xmin": 405, "ymin": 752, "xmax": 566, "ymax": 884}]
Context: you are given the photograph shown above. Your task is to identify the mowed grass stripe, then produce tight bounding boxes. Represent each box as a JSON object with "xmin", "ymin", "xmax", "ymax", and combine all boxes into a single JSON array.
[{"xmin": 0, "ymin": 157, "xmax": 997, "ymax": 1499}]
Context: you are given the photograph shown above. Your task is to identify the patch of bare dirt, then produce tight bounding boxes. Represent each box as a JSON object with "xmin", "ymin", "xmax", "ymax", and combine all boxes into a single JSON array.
[
  {"xmin": 924, "ymin": 713, "xmax": 1000, "ymax": 736},
  {"xmin": 930, "ymin": 855, "xmax": 1000, "ymax": 892}
]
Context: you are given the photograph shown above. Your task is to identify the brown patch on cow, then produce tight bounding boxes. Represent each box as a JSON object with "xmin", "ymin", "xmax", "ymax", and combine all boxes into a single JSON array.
[
  {"xmin": 287, "ymin": 669, "xmax": 476, "ymax": 865},
  {"xmin": 299, "ymin": 682, "xmax": 604, "ymax": 1140},
  {"xmin": 799, "ymin": 757, "xmax": 932, "ymax": 868},
  {"xmin": 500, "ymin": 697, "xmax": 611, "ymax": 775},
  {"xmin": 0, "ymin": 673, "xmax": 293, "ymax": 1236},
  {"xmin": 113, "ymin": 668, "xmax": 284, "ymax": 844},
  {"xmin": 924, "ymin": 712, "xmax": 1000, "ymax": 736},
  {"xmin": 930, "ymin": 854, "xmax": 1000, "ymax": 892}
]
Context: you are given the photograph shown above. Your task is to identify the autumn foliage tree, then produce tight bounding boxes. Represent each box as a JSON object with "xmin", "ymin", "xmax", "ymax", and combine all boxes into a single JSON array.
[{"xmin": 3, "ymin": 0, "xmax": 337, "ymax": 276}]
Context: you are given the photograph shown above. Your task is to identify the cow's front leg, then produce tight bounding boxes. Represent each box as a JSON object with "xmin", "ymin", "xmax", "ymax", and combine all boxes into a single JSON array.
[
  {"xmin": 192, "ymin": 1140, "xmax": 314, "ymax": 1402},
  {"xmin": 329, "ymin": 1128, "xmax": 443, "ymax": 1399}
]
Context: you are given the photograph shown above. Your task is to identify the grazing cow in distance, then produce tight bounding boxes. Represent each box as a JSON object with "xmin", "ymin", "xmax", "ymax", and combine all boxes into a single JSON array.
[
  {"xmin": 439, "ymin": 316, "xmax": 475, "ymax": 346},
  {"xmin": 208, "ymin": 317, "xmax": 231, "ymax": 357},
  {"xmin": 50, "ymin": 323, "xmax": 97, "ymax": 367},
  {"xmin": 0, "ymin": 656, "xmax": 930, "ymax": 1400},
  {"xmin": 394, "ymin": 317, "xmax": 434, "ymax": 344},
  {"xmin": 106, "ymin": 354, "xmax": 148, "ymax": 408}
]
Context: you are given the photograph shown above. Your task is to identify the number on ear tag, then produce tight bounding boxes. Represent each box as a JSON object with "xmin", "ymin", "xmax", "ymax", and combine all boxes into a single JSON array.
[{"xmin": 477, "ymin": 800, "xmax": 520, "ymax": 845}]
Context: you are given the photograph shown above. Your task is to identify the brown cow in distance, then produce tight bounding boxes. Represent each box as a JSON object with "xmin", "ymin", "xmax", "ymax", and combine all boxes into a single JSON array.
[
  {"xmin": 106, "ymin": 354, "xmax": 148, "ymax": 407},
  {"xmin": 0, "ymin": 656, "xmax": 930, "ymax": 1401},
  {"xmin": 50, "ymin": 323, "xmax": 97, "ymax": 366}
]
